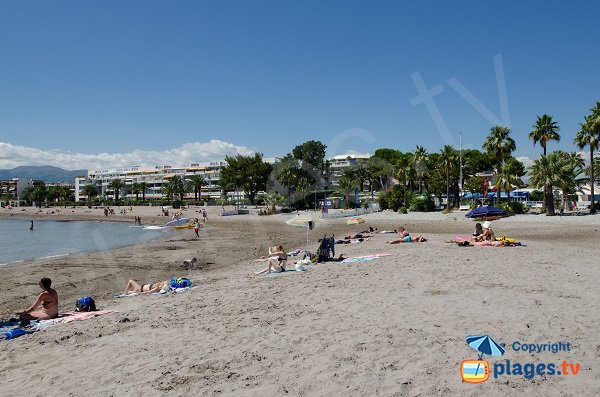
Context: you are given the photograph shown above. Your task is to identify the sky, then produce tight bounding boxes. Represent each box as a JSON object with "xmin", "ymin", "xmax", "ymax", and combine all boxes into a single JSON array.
[{"xmin": 1, "ymin": 0, "xmax": 599, "ymax": 170}]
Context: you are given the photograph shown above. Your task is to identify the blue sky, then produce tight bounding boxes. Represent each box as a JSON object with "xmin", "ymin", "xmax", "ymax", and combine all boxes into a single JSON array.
[{"xmin": 1, "ymin": 1, "xmax": 599, "ymax": 169}]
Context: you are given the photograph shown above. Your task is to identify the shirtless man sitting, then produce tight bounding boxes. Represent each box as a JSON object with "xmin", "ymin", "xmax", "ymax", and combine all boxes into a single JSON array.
[{"xmin": 17, "ymin": 277, "xmax": 59, "ymax": 321}]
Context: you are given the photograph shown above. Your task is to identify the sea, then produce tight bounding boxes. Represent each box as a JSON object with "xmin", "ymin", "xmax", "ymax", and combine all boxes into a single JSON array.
[{"xmin": 0, "ymin": 219, "xmax": 171, "ymax": 266}]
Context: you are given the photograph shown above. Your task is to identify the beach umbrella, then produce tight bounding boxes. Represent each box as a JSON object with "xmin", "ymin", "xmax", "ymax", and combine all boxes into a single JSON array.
[
  {"xmin": 466, "ymin": 335, "xmax": 505, "ymax": 358},
  {"xmin": 285, "ymin": 215, "xmax": 328, "ymax": 253},
  {"xmin": 464, "ymin": 206, "xmax": 506, "ymax": 218},
  {"xmin": 346, "ymin": 217, "xmax": 365, "ymax": 225},
  {"xmin": 466, "ymin": 335, "xmax": 505, "ymax": 379}
]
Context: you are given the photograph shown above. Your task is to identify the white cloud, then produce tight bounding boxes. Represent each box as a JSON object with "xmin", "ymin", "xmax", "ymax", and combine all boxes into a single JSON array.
[
  {"xmin": 516, "ymin": 156, "xmax": 535, "ymax": 168},
  {"xmin": 0, "ymin": 140, "xmax": 255, "ymax": 170}
]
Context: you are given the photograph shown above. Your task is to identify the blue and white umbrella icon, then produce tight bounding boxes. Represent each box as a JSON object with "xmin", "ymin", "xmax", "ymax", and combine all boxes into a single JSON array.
[
  {"xmin": 466, "ymin": 335, "xmax": 505, "ymax": 359},
  {"xmin": 465, "ymin": 335, "xmax": 505, "ymax": 380}
]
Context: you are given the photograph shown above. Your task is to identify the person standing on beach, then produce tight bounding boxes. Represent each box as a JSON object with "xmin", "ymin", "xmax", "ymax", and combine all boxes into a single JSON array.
[
  {"xmin": 17, "ymin": 278, "xmax": 59, "ymax": 321},
  {"xmin": 194, "ymin": 218, "xmax": 201, "ymax": 238}
]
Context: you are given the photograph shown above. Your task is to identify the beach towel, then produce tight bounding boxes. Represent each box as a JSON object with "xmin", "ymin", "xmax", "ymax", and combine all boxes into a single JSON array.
[
  {"xmin": 379, "ymin": 230, "xmax": 397, "ymax": 234},
  {"xmin": 450, "ymin": 235, "xmax": 473, "ymax": 242},
  {"xmin": 341, "ymin": 253, "xmax": 391, "ymax": 263},
  {"xmin": 260, "ymin": 269, "xmax": 308, "ymax": 277}
]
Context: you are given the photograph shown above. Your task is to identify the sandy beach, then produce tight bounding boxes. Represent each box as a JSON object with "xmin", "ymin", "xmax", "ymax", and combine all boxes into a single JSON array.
[{"xmin": 1, "ymin": 206, "xmax": 599, "ymax": 396}]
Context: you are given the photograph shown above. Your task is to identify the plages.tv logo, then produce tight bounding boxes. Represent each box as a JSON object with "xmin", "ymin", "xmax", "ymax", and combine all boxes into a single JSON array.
[{"xmin": 460, "ymin": 335, "xmax": 505, "ymax": 384}]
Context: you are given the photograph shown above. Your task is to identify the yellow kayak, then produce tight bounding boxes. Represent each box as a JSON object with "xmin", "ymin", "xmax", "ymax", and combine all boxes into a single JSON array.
[{"xmin": 174, "ymin": 224, "xmax": 194, "ymax": 230}]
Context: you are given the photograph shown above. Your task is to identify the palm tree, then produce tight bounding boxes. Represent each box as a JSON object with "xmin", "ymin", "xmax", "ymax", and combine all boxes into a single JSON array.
[
  {"xmin": 394, "ymin": 156, "xmax": 415, "ymax": 208},
  {"xmin": 528, "ymin": 153, "xmax": 565, "ymax": 216},
  {"xmin": 412, "ymin": 146, "xmax": 428, "ymax": 193},
  {"xmin": 131, "ymin": 182, "xmax": 143, "ymax": 201},
  {"xmin": 529, "ymin": 114, "xmax": 561, "ymax": 156},
  {"xmin": 295, "ymin": 175, "xmax": 311, "ymax": 209},
  {"xmin": 164, "ymin": 176, "xmax": 185, "ymax": 204},
  {"xmin": 496, "ymin": 159, "xmax": 525, "ymax": 203},
  {"xmin": 186, "ymin": 175, "xmax": 207, "ymax": 203},
  {"xmin": 529, "ymin": 114, "xmax": 561, "ymax": 213},
  {"xmin": 554, "ymin": 152, "xmax": 585, "ymax": 211},
  {"xmin": 139, "ymin": 182, "xmax": 148, "ymax": 201},
  {"xmin": 336, "ymin": 168, "xmax": 358, "ymax": 208},
  {"xmin": 439, "ymin": 145, "xmax": 458, "ymax": 209},
  {"xmin": 574, "ymin": 112, "xmax": 600, "ymax": 213},
  {"xmin": 109, "ymin": 179, "xmax": 124, "ymax": 203},
  {"xmin": 81, "ymin": 184, "xmax": 98, "ymax": 206},
  {"xmin": 482, "ymin": 125, "xmax": 516, "ymax": 205}
]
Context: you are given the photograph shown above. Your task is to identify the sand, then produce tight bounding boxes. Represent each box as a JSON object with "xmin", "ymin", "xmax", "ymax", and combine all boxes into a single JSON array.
[{"xmin": 1, "ymin": 206, "xmax": 599, "ymax": 396}]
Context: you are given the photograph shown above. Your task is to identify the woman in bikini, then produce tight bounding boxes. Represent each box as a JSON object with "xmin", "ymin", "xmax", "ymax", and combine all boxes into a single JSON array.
[
  {"xmin": 387, "ymin": 226, "xmax": 427, "ymax": 244},
  {"xmin": 17, "ymin": 277, "xmax": 59, "ymax": 320},
  {"xmin": 255, "ymin": 245, "xmax": 287, "ymax": 275},
  {"xmin": 123, "ymin": 279, "xmax": 169, "ymax": 295}
]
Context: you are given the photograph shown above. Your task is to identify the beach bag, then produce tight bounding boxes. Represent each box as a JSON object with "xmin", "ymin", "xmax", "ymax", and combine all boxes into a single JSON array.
[
  {"xmin": 170, "ymin": 277, "xmax": 192, "ymax": 289},
  {"xmin": 75, "ymin": 296, "xmax": 97, "ymax": 312}
]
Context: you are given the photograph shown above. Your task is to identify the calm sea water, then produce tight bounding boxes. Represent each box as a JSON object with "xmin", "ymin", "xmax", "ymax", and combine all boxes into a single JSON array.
[{"xmin": 0, "ymin": 219, "xmax": 170, "ymax": 265}]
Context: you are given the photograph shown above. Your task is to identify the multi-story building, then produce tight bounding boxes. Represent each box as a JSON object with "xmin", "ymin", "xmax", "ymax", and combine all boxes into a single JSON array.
[
  {"xmin": 75, "ymin": 162, "xmax": 225, "ymax": 202},
  {"xmin": 0, "ymin": 178, "xmax": 35, "ymax": 202},
  {"xmin": 326, "ymin": 152, "xmax": 371, "ymax": 188}
]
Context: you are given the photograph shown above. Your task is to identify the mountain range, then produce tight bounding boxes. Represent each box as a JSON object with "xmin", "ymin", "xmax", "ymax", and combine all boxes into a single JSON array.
[{"xmin": 0, "ymin": 166, "xmax": 87, "ymax": 183}]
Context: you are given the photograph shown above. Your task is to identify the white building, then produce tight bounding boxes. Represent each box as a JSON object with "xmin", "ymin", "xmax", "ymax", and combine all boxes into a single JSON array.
[
  {"xmin": 0, "ymin": 178, "xmax": 34, "ymax": 203},
  {"xmin": 75, "ymin": 162, "xmax": 225, "ymax": 202},
  {"xmin": 326, "ymin": 152, "xmax": 371, "ymax": 188}
]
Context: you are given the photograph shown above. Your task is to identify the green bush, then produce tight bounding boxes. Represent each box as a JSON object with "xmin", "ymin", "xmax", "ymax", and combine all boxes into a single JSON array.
[
  {"xmin": 509, "ymin": 201, "xmax": 526, "ymax": 214},
  {"xmin": 397, "ymin": 206, "xmax": 408, "ymax": 214},
  {"xmin": 378, "ymin": 185, "xmax": 405, "ymax": 211},
  {"xmin": 409, "ymin": 194, "xmax": 435, "ymax": 212},
  {"xmin": 530, "ymin": 190, "xmax": 543, "ymax": 202}
]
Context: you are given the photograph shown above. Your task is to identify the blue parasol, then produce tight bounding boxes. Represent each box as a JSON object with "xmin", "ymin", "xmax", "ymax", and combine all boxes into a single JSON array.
[
  {"xmin": 464, "ymin": 206, "xmax": 506, "ymax": 218},
  {"xmin": 466, "ymin": 335, "xmax": 505, "ymax": 379},
  {"xmin": 466, "ymin": 335, "xmax": 505, "ymax": 358}
]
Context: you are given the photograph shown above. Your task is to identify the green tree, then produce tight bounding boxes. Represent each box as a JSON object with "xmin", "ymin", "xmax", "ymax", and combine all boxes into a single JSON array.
[
  {"xmin": 464, "ymin": 176, "xmax": 484, "ymax": 195},
  {"xmin": 554, "ymin": 152, "xmax": 585, "ymax": 211},
  {"xmin": 394, "ymin": 155, "xmax": 415, "ymax": 208},
  {"xmin": 335, "ymin": 168, "xmax": 358, "ymax": 208},
  {"xmin": 186, "ymin": 174, "xmax": 207, "ymax": 203},
  {"xmin": 529, "ymin": 114, "xmax": 561, "ymax": 213},
  {"xmin": 482, "ymin": 125, "xmax": 516, "ymax": 205},
  {"xmin": 366, "ymin": 156, "xmax": 393, "ymax": 191},
  {"xmin": 574, "ymin": 108, "xmax": 600, "ymax": 213},
  {"xmin": 220, "ymin": 153, "xmax": 274, "ymax": 205},
  {"xmin": 292, "ymin": 140, "xmax": 327, "ymax": 172},
  {"xmin": 81, "ymin": 184, "xmax": 98, "ymax": 205},
  {"xmin": 295, "ymin": 175, "xmax": 311, "ymax": 208},
  {"xmin": 164, "ymin": 175, "xmax": 185, "ymax": 203},
  {"xmin": 439, "ymin": 145, "xmax": 458, "ymax": 209},
  {"xmin": 496, "ymin": 157, "xmax": 525, "ymax": 202},
  {"xmin": 109, "ymin": 179, "xmax": 125, "ymax": 203},
  {"xmin": 412, "ymin": 145, "xmax": 429, "ymax": 193},
  {"xmin": 528, "ymin": 153, "xmax": 568, "ymax": 216},
  {"xmin": 131, "ymin": 182, "xmax": 143, "ymax": 201},
  {"xmin": 139, "ymin": 182, "xmax": 148, "ymax": 201}
]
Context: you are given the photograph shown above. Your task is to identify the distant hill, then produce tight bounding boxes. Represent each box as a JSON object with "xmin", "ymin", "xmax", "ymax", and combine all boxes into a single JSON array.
[{"xmin": 0, "ymin": 166, "xmax": 87, "ymax": 183}]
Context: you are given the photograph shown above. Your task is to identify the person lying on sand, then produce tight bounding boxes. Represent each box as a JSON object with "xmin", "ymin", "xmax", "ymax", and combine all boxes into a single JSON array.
[
  {"xmin": 387, "ymin": 226, "xmax": 427, "ymax": 244},
  {"xmin": 17, "ymin": 277, "xmax": 59, "ymax": 321},
  {"xmin": 255, "ymin": 245, "xmax": 287, "ymax": 275},
  {"xmin": 124, "ymin": 279, "xmax": 169, "ymax": 295}
]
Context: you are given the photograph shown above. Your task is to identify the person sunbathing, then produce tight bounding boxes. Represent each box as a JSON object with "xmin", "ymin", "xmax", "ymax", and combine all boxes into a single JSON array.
[
  {"xmin": 17, "ymin": 277, "xmax": 59, "ymax": 321},
  {"xmin": 182, "ymin": 258, "xmax": 197, "ymax": 268},
  {"xmin": 387, "ymin": 226, "xmax": 427, "ymax": 244},
  {"xmin": 124, "ymin": 279, "xmax": 169, "ymax": 295},
  {"xmin": 255, "ymin": 245, "xmax": 287, "ymax": 275}
]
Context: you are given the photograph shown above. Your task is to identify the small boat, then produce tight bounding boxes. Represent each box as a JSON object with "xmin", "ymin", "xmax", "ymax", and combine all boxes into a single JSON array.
[{"xmin": 165, "ymin": 218, "xmax": 190, "ymax": 227}]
